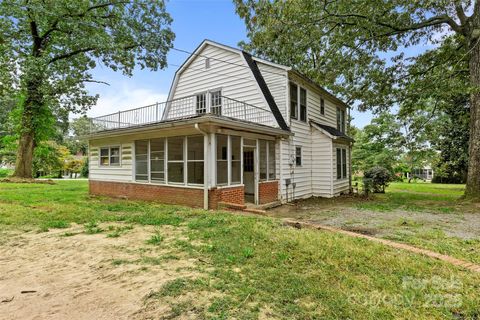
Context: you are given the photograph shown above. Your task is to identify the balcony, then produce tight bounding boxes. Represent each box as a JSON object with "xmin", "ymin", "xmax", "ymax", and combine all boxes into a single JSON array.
[{"xmin": 89, "ymin": 95, "xmax": 276, "ymax": 133}]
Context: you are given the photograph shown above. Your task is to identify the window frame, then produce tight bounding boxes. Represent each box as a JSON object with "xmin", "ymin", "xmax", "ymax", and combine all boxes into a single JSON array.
[
  {"xmin": 99, "ymin": 146, "xmax": 121, "ymax": 167},
  {"xmin": 186, "ymin": 135, "xmax": 205, "ymax": 186},
  {"xmin": 336, "ymin": 147, "xmax": 348, "ymax": 180},
  {"xmin": 196, "ymin": 92, "xmax": 207, "ymax": 115},
  {"xmin": 299, "ymin": 87, "xmax": 307, "ymax": 122},
  {"xmin": 289, "ymin": 82, "xmax": 298, "ymax": 120},
  {"xmin": 210, "ymin": 89, "xmax": 222, "ymax": 116},
  {"xmin": 295, "ymin": 146, "xmax": 302, "ymax": 167},
  {"xmin": 320, "ymin": 98, "xmax": 325, "ymax": 116},
  {"xmin": 337, "ymin": 107, "xmax": 346, "ymax": 133}
]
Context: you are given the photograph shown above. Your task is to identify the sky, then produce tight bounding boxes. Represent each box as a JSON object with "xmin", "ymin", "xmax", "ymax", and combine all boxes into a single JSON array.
[{"xmin": 85, "ymin": 0, "xmax": 436, "ymax": 128}]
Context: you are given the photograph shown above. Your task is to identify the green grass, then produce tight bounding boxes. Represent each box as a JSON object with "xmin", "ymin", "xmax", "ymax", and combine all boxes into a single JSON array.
[{"xmin": 1, "ymin": 180, "xmax": 480, "ymax": 319}]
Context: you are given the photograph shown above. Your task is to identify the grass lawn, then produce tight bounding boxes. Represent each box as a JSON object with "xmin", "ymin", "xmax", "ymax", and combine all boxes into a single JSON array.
[{"xmin": 1, "ymin": 181, "xmax": 480, "ymax": 319}]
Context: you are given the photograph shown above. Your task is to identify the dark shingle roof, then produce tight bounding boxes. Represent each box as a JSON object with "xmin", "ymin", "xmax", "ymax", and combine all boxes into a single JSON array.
[
  {"xmin": 311, "ymin": 120, "xmax": 354, "ymax": 142},
  {"xmin": 242, "ymin": 51, "xmax": 290, "ymax": 131}
]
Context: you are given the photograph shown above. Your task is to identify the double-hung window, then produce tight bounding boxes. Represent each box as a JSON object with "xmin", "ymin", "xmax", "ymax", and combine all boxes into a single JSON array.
[
  {"xmin": 337, "ymin": 107, "xmax": 346, "ymax": 133},
  {"xmin": 299, "ymin": 88, "xmax": 307, "ymax": 122},
  {"xmin": 100, "ymin": 146, "xmax": 120, "ymax": 166},
  {"xmin": 336, "ymin": 148, "xmax": 347, "ymax": 179},
  {"xmin": 290, "ymin": 82, "xmax": 298, "ymax": 120},
  {"xmin": 295, "ymin": 146, "xmax": 302, "ymax": 167}
]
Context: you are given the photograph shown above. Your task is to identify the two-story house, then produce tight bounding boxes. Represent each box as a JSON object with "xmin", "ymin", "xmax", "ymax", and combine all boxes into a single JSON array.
[{"xmin": 87, "ymin": 40, "xmax": 353, "ymax": 209}]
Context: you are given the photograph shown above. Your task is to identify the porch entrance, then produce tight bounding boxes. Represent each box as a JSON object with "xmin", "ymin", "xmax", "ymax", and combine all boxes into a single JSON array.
[{"xmin": 243, "ymin": 144, "xmax": 257, "ymax": 204}]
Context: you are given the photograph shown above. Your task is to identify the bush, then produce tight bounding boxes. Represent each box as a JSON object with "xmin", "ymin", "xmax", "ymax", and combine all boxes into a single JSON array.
[
  {"xmin": 0, "ymin": 168, "xmax": 13, "ymax": 178},
  {"xmin": 363, "ymin": 166, "xmax": 392, "ymax": 193},
  {"xmin": 80, "ymin": 157, "xmax": 89, "ymax": 178}
]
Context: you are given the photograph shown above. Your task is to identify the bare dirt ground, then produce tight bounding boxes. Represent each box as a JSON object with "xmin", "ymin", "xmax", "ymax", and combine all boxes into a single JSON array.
[
  {"xmin": 268, "ymin": 197, "xmax": 480, "ymax": 239},
  {"xmin": 0, "ymin": 223, "xmax": 201, "ymax": 320}
]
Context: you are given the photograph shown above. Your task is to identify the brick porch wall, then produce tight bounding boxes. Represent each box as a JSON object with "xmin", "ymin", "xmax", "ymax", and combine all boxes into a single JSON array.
[
  {"xmin": 258, "ymin": 180, "xmax": 279, "ymax": 204},
  {"xmin": 209, "ymin": 185, "xmax": 245, "ymax": 209},
  {"xmin": 89, "ymin": 180, "xmax": 245, "ymax": 209}
]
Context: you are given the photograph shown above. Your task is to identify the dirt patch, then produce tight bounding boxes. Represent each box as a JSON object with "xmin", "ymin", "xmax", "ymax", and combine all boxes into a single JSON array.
[
  {"xmin": 0, "ymin": 223, "xmax": 200, "ymax": 320},
  {"xmin": 0, "ymin": 178, "xmax": 56, "ymax": 184},
  {"xmin": 268, "ymin": 198, "xmax": 480, "ymax": 240}
]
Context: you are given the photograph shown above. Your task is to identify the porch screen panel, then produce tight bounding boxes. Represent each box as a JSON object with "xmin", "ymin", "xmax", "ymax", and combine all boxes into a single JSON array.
[
  {"xmin": 268, "ymin": 141, "xmax": 276, "ymax": 180},
  {"xmin": 168, "ymin": 137, "xmax": 184, "ymax": 183},
  {"xmin": 187, "ymin": 136, "xmax": 204, "ymax": 184},
  {"xmin": 135, "ymin": 140, "xmax": 148, "ymax": 181},
  {"xmin": 231, "ymin": 136, "xmax": 241, "ymax": 184},
  {"xmin": 216, "ymin": 134, "xmax": 228, "ymax": 186},
  {"xmin": 259, "ymin": 140, "xmax": 267, "ymax": 181},
  {"xmin": 150, "ymin": 138, "xmax": 165, "ymax": 183}
]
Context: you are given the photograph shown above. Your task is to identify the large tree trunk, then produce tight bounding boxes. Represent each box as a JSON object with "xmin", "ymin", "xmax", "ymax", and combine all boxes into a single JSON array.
[
  {"xmin": 13, "ymin": 129, "xmax": 35, "ymax": 178},
  {"xmin": 12, "ymin": 80, "xmax": 41, "ymax": 179},
  {"xmin": 466, "ymin": 34, "xmax": 480, "ymax": 199}
]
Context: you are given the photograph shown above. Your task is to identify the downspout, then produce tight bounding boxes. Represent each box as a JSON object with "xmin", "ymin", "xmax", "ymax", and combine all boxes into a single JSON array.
[{"xmin": 195, "ymin": 123, "xmax": 209, "ymax": 210}]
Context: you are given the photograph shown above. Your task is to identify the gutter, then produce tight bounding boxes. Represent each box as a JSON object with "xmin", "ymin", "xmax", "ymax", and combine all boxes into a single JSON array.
[{"xmin": 194, "ymin": 123, "xmax": 209, "ymax": 210}]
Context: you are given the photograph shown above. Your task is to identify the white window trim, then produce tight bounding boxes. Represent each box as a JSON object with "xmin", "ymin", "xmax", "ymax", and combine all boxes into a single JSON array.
[
  {"xmin": 186, "ymin": 136, "xmax": 205, "ymax": 187},
  {"xmin": 295, "ymin": 146, "xmax": 302, "ymax": 167},
  {"xmin": 289, "ymin": 82, "xmax": 308, "ymax": 123},
  {"xmin": 99, "ymin": 145, "xmax": 121, "ymax": 167},
  {"xmin": 215, "ymin": 134, "xmax": 243, "ymax": 187},
  {"xmin": 336, "ymin": 147, "xmax": 348, "ymax": 180}
]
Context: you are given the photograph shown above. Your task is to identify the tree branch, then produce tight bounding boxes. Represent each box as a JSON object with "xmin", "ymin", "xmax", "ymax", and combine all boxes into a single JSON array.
[{"xmin": 48, "ymin": 47, "xmax": 97, "ymax": 64}]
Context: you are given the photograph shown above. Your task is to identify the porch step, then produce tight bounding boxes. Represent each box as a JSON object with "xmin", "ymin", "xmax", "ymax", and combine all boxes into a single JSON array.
[
  {"xmin": 217, "ymin": 202, "xmax": 247, "ymax": 211},
  {"xmin": 243, "ymin": 208, "xmax": 267, "ymax": 215}
]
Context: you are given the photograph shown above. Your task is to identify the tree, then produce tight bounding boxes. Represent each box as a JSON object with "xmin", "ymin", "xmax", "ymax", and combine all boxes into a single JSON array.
[
  {"xmin": 0, "ymin": 1, "xmax": 174, "ymax": 178},
  {"xmin": 32, "ymin": 141, "xmax": 70, "ymax": 178},
  {"xmin": 234, "ymin": 1, "xmax": 480, "ymax": 199}
]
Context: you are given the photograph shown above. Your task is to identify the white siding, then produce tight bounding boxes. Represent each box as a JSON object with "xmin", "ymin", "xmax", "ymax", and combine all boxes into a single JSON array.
[
  {"xmin": 257, "ymin": 61, "xmax": 288, "ymax": 120},
  {"xmin": 312, "ymin": 130, "xmax": 333, "ymax": 197},
  {"xmin": 89, "ymin": 141, "xmax": 133, "ymax": 182},
  {"xmin": 169, "ymin": 44, "xmax": 274, "ymax": 124}
]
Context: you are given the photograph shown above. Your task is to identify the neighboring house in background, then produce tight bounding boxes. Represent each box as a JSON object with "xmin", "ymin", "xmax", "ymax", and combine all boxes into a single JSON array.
[
  {"xmin": 87, "ymin": 40, "xmax": 353, "ymax": 209},
  {"xmin": 408, "ymin": 166, "xmax": 434, "ymax": 181}
]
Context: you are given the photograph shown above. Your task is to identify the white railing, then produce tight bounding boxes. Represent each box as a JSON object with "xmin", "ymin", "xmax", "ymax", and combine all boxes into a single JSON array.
[{"xmin": 89, "ymin": 95, "xmax": 276, "ymax": 133}]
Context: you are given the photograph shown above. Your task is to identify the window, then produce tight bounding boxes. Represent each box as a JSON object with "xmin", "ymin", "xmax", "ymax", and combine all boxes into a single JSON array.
[
  {"xmin": 295, "ymin": 146, "xmax": 302, "ymax": 166},
  {"xmin": 150, "ymin": 138, "xmax": 165, "ymax": 183},
  {"xmin": 135, "ymin": 141, "xmax": 148, "ymax": 181},
  {"xmin": 259, "ymin": 140, "xmax": 267, "ymax": 181},
  {"xmin": 216, "ymin": 134, "xmax": 228, "ymax": 186},
  {"xmin": 196, "ymin": 93, "xmax": 206, "ymax": 114},
  {"xmin": 260, "ymin": 140, "xmax": 276, "ymax": 181},
  {"xmin": 100, "ymin": 146, "xmax": 120, "ymax": 166},
  {"xmin": 320, "ymin": 98, "xmax": 325, "ymax": 115},
  {"xmin": 337, "ymin": 107, "xmax": 346, "ymax": 132},
  {"xmin": 211, "ymin": 90, "xmax": 222, "ymax": 116},
  {"xmin": 205, "ymin": 57, "xmax": 210, "ymax": 69},
  {"xmin": 336, "ymin": 148, "xmax": 347, "ymax": 179},
  {"xmin": 268, "ymin": 141, "xmax": 276, "ymax": 180},
  {"xmin": 336, "ymin": 148, "xmax": 342, "ymax": 179},
  {"xmin": 290, "ymin": 82, "xmax": 298, "ymax": 119},
  {"xmin": 187, "ymin": 136, "xmax": 204, "ymax": 184},
  {"xmin": 231, "ymin": 136, "xmax": 241, "ymax": 184},
  {"xmin": 168, "ymin": 137, "xmax": 184, "ymax": 183},
  {"xmin": 299, "ymin": 87, "xmax": 307, "ymax": 122}
]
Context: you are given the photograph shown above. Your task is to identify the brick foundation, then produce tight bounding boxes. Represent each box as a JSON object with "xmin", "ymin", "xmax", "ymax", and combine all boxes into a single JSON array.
[
  {"xmin": 89, "ymin": 180, "xmax": 245, "ymax": 209},
  {"xmin": 258, "ymin": 180, "xmax": 279, "ymax": 204},
  {"xmin": 209, "ymin": 185, "xmax": 245, "ymax": 209}
]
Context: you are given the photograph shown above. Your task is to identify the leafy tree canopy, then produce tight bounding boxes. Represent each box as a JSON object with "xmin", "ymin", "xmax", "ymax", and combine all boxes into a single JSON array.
[{"xmin": 0, "ymin": 0, "xmax": 174, "ymax": 177}]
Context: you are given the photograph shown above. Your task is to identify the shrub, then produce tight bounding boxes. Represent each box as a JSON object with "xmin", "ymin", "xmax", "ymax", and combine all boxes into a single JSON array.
[
  {"xmin": 363, "ymin": 166, "xmax": 392, "ymax": 193},
  {"xmin": 80, "ymin": 157, "xmax": 89, "ymax": 178}
]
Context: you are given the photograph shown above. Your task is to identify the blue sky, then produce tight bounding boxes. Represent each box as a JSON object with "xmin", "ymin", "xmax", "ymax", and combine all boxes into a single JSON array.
[{"xmin": 86, "ymin": 0, "xmax": 437, "ymax": 128}]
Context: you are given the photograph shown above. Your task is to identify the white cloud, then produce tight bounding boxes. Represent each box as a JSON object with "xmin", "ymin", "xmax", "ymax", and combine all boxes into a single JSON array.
[{"xmin": 86, "ymin": 82, "xmax": 169, "ymax": 118}]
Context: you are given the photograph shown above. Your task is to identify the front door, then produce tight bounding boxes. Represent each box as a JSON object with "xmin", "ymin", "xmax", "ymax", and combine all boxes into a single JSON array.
[{"xmin": 243, "ymin": 148, "xmax": 255, "ymax": 203}]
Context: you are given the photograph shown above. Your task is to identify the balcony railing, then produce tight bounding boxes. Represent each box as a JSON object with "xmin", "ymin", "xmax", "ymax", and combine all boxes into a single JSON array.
[{"xmin": 89, "ymin": 95, "xmax": 276, "ymax": 133}]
